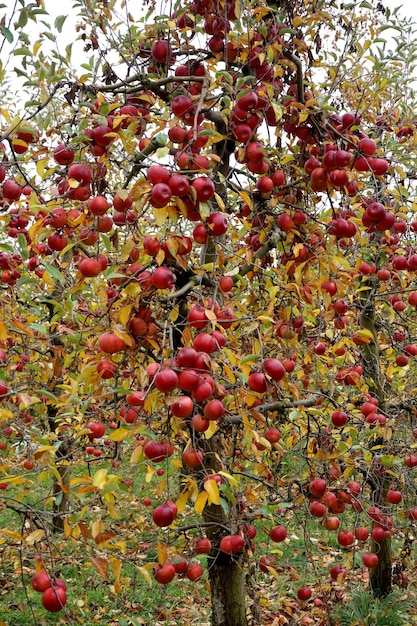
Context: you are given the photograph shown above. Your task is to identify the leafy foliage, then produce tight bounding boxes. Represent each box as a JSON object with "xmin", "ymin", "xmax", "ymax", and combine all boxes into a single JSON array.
[{"xmin": 1, "ymin": 0, "xmax": 417, "ymax": 623}]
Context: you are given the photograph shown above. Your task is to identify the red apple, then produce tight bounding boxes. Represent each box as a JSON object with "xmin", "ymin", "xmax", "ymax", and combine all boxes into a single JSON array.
[
  {"xmin": 42, "ymin": 585, "xmax": 67, "ymax": 612},
  {"xmin": 152, "ymin": 503, "xmax": 176, "ymax": 527},
  {"xmin": 269, "ymin": 525, "xmax": 287, "ymax": 542},
  {"xmin": 362, "ymin": 553, "xmax": 379, "ymax": 568},
  {"xmin": 186, "ymin": 563, "xmax": 204, "ymax": 581},
  {"xmin": 154, "ymin": 562, "xmax": 176, "ymax": 584},
  {"xmin": 297, "ymin": 587, "xmax": 312, "ymax": 601}
]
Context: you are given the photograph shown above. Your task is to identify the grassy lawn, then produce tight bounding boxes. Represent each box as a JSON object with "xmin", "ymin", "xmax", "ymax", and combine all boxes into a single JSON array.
[{"xmin": 1, "ymin": 452, "xmax": 417, "ymax": 625}]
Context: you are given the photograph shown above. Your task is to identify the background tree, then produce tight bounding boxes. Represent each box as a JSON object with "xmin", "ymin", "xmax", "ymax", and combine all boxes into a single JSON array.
[{"xmin": 1, "ymin": 0, "xmax": 417, "ymax": 624}]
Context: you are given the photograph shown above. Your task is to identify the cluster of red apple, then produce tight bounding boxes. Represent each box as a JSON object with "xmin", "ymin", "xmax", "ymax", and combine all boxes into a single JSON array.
[
  {"xmin": 31, "ymin": 571, "xmax": 67, "ymax": 613},
  {"xmin": 148, "ymin": 164, "xmax": 212, "ymax": 209},
  {"xmin": 231, "ymin": 90, "xmax": 276, "ymax": 146},
  {"xmin": 170, "ymin": 0, "xmax": 237, "ymax": 58},
  {"xmin": 304, "ymin": 477, "xmax": 403, "ymax": 568},
  {"xmin": 247, "ymin": 357, "xmax": 286, "ymax": 394},
  {"xmin": 73, "ymin": 93, "xmax": 154, "ymax": 158},
  {"xmin": 152, "ymin": 516, "xmax": 256, "ymax": 585},
  {"xmin": 154, "ymin": 559, "xmax": 204, "ymax": 584},
  {"xmin": 0, "ymin": 250, "xmax": 25, "ymax": 285}
]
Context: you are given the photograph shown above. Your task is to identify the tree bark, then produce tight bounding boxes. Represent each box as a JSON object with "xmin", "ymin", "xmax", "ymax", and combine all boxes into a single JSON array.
[
  {"xmin": 359, "ymin": 274, "xmax": 392, "ymax": 595},
  {"xmin": 208, "ymin": 551, "xmax": 248, "ymax": 626},
  {"xmin": 200, "ymin": 432, "xmax": 248, "ymax": 626},
  {"xmin": 370, "ymin": 535, "xmax": 392, "ymax": 597}
]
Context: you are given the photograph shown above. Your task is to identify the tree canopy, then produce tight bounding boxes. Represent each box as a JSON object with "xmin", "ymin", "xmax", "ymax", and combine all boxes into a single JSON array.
[{"xmin": 1, "ymin": 0, "xmax": 417, "ymax": 624}]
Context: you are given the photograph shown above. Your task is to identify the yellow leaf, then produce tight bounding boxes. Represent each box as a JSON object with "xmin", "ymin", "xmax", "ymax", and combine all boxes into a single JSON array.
[
  {"xmin": 205, "ymin": 308, "xmax": 217, "ymax": 321},
  {"xmin": 154, "ymin": 205, "xmax": 168, "ymax": 226},
  {"xmin": 10, "ymin": 320, "xmax": 34, "ymax": 337},
  {"xmin": 223, "ymin": 347, "xmax": 237, "ymax": 367},
  {"xmin": 114, "ymin": 328, "xmax": 135, "ymax": 347},
  {"xmin": 0, "ymin": 476, "xmax": 31, "ymax": 486},
  {"xmin": 157, "ymin": 540, "xmax": 168, "ymax": 565},
  {"xmin": 214, "ymin": 192, "xmax": 225, "ymax": 211},
  {"xmin": 108, "ymin": 428, "xmax": 129, "ymax": 442},
  {"xmin": 223, "ymin": 364, "xmax": 236, "ymax": 384},
  {"xmin": 355, "ymin": 328, "xmax": 374, "ymax": 340},
  {"xmin": 130, "ymin": 444, "xmax": 143, "ymax": 465},
  {"xmin": 0, "ymin": 321, "xmax": 7, "ymax": 342},
  {"xmin": 110, "ymin": 557, "xmax": 122, "ymax": 594},
  {"xmin": 119, "ymin": 304, "xmax": 132, "ymax": 327},
  {"xmin": 70, "ymin": 476, "xmax": 92, "ymax": 487},
  {"xmin": 238, "ymin": 190, "xmax": 253, "ymax": 209},
  {"xmin": 0, "ymin": 528, "xmax": 23, "ymax": 541},
  {"xmin": 104, "ymin": 492, "xmax": 120, "ymax": 520},
  {"xmin": 92, "ymin": 468, "xmax": 108, "ymax": 490},
  {"xmin": 145, "ymin": 465, "xmax": 155, "ymax": 483},
  {"xmin": 257, "ymin": 315, "xmax": 275, "ymax": 324},
  {"xmin": 194, "ymin": 491, "xmax": 208, "ymax": 514},
  {"xmin": 218, "ymin": 471, "xmax": 239, "ymax": 487},
  {"xmin": 204, "ymin": 479, "xmax": 221, "ymax": 505},
  {"xmin": 33, "ymin": 40, "xmax": 42, "ymax": 56},
  {"xmin": 25, "ymin": 529, "xmax": 45, "ymax": 545},
  {"xmin": 199, "ymin": 202, "xmax": 211, "ymax": 220},
  {"xmin": 64, "ymin": 517, "xmax": 72, "ymax": 538},
  {"xmin": 266, "ymin": 564, "xmax": 282, "ymax": 581},
  {"xmin": 18, "ymin": 394, "xmax": 40, "ymax": 409},
  {"xmin": 204, "ymin": 420, "xmax": 217, "ymax": 439},
  {"xmin": 138, "ymin": 566, "xmax": 152, "ymax": 584},
  {"xmin": 92, "ymin": 520, "xmax": 102, "ymax": 539},
  {"xmin": 176, "ymin": 489, "xmax": 190, "ymax": 513},
  {"xmin": 36, "ymin": 158, "xmax": 48, "ymax": 179},
  {"xmin": 169, "ymin": 305, "xmax": 179, "ymax": 322},
  {"xmin": 0, "ymin": 409, "xmax": 14, "ymax": 421}
]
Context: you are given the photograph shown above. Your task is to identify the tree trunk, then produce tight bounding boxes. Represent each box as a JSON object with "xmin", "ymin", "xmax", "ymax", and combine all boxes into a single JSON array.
[
  {"xmin": 208, "ymin": 551, "xmax": 248, "ymax": 626},
  {"xmin": 45, "ymin": 295, "xmax": 72, "ymax": 533},
  {"xmin": 201, "ymin": 432, "xmax": 248, "ymax": 626},
  {"xmin": 370, "ymin": 535, "xmax": 392, "ymax": 597},
  {"xmin": 49, "ymin": 416, "xmax": 71, "ymax": 533},
  {"xmin": 52, "ymin": 457, "xmax": 70, "ymax": 533},
  {"xmin": 359, "ymin": 273, "xmax": 392, "ymax": 595}
]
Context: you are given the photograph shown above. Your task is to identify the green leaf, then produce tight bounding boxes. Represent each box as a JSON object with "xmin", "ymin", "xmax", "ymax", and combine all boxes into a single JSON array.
[
  {"xmin": 29, "ymin": 323, "xmax": 48, "ymax": 335},
  {"xmin": 42, "ymin": 31, "xmax": 56, "ymax": 42},
  {"xmin": 43, "ymin": 263, "xmax": 67, "ymax": 284},
  {"xmin": 0, "ymin": 25, "xmax": 13, "ymax": 44},
  {"xmin": 241, "ymin": 354, "xmax": 261, "ymax": 364},
  {"xmin": 155, "ymin": 133, "xmax": 167, "ymax": 146},
  {"xmin": 17, "ymin": 234, "xmax": 28, "ymax": 260},
  {"xmin": 54, "ymin": 15, "xmax": 67, "ymax": 33},
  {"xmin": 17, "ymin": 9, "xmax": 28, "ymax": 28}
]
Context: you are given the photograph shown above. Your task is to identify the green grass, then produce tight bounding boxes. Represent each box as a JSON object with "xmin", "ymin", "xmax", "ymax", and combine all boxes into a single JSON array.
[
  {"xmin": 333, "ymin": 589, "xmax": 412, "ymax": 626},
  {"xmin": 2, "ymin": 454, "xmax": 417, "ymax": 625}
]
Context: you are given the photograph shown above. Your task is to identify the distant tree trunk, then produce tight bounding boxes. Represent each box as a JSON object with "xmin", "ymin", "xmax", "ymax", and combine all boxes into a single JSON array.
[
  {"xmin": 48, "ymin": 406, "xmax": 71, "ymax": 533},
  {"xmin": 201, "ymin": 432, "xmax": 248, "ymax": 626},
  {"xmin": 46, "ymin": 293, "xmax": 72, "ymax": 534},
  {"xmin": 52, "ymin": 462, "xmax": 70, "ymax": 533},
  {"xmin": 359, "ymin": 274, "xmax": 392, "ymax": 596}
]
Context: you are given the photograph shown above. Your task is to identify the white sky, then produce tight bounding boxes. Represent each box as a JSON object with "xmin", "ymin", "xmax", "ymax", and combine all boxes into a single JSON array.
[
  {"xmin": 385, "ymin": 0, "xmax": 417, "ymax": 20},
  {"xmin": 1, "ymin": 0, "xmax": 417, "ymax": 85}
]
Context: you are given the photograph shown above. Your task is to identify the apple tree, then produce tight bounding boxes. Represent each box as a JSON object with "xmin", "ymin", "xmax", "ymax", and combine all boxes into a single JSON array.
[{"xmin": 1, "ymin": 0, "xmax": 417, "ymax": 624}]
